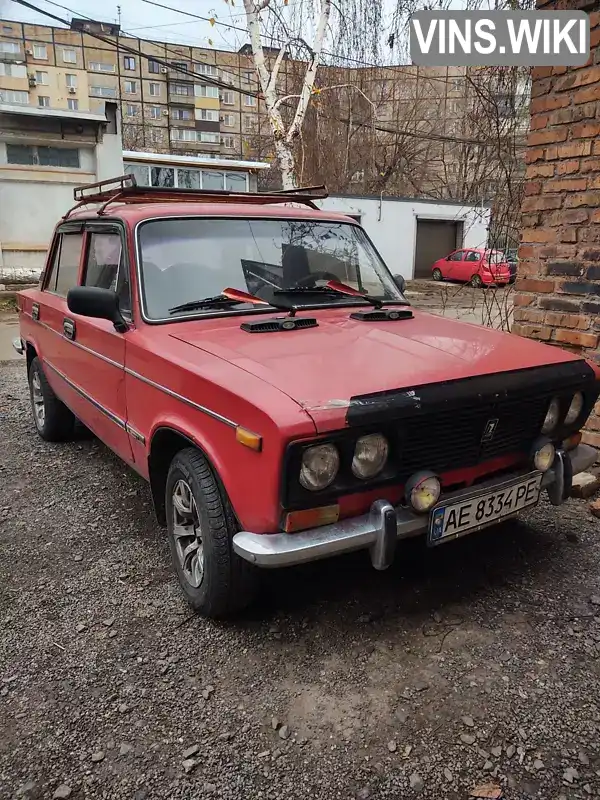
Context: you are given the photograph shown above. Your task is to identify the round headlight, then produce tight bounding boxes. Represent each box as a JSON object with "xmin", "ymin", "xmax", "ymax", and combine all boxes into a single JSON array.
[
  {"xmin": 352, "ymin": 433, "xmax": 389, "ymax": 479},
  {"xmin": 542, "ymin": 397, "xmax": 561, "ymax": 434},
  {"xmin": 405, "ymin": 471, "xmax": 441, "ymax": 513},
  {"xmin": 565, "ymin": 391, "xmax": 584, "ymax": 426},
  {"xmin": 299, "ymin": 444, "xmax": 340, "ymax": 491},
  {"xmin": 533, "ymin": 441, "xmax": 555, "ymax": 473}
]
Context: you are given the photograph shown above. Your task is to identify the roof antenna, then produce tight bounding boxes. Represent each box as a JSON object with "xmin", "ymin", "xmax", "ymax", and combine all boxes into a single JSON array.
[{"xmin": 117, "ymin": 5, "xmax": 121, "ymax": 25}]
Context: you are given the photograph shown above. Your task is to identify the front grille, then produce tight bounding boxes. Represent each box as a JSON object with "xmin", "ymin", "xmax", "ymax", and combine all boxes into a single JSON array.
[{"xmin": 396, "ymin": 393, "xmax": 550, "ymax": 481}]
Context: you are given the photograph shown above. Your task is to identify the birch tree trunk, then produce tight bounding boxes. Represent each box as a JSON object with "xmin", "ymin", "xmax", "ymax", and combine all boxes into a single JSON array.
[{"xmin": 241, "ymin": 0, "xmax": 332, "ymax": 189}]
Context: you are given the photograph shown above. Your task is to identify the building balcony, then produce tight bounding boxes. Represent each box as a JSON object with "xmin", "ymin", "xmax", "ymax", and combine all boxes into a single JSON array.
[{"xmin": 168, "ymin": 91, "xmax": 195, "ymax": 105}]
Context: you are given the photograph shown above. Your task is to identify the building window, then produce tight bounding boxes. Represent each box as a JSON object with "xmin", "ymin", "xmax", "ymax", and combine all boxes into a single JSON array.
[
  {"xmin": 243, "ymin": 94, "xmax": 256, "ymax": 107},
  {"xmin": 199, "ymin": 132, "xmax": 219, "ymax": 144},
  {"xmin": 148, "ymin": 105, "xmax": 161, "ymax": 119},
  {"xmin": 0, "ymin": 89, "xmax": 29, "ymax": 104},
  {"xmin": 171, "ymin": 61, "xmax": 187, "ymax": 72},
  {"xmin": 147, "ymin": 128, "xmax": 163, "ymax": 144},
  {"xmin": 67, "ymin": 98, "xmax": 79, "ymax": 111},
  {"xmin": 195, "ymin": 84, "xmax": 219, "ymax": 99},
  {"xmin": 124, "ymin": 162, "xmax": 150, "ymax": 185},
  {"xmin": 65, "ymin": 73, "xmax": 77, "ymax": 88},
  {"xmin": 148, "ymin": 59, "xmax": 160, "ymax": 73},
  {"xmin": 172, "ymin": 107, "xmax": 192, "ymax": 120},
  {"xmin": 195, "ymin": 108, "xmax": 218, "ymax": 122},
  {"xmin": 243, "ymin": 115, "xmax": 258, "ymax": 133},
  {"xmin": 225, "ymin": 172, "xmax": 247, "ymax": 192},
  {"xmin": 62, "ymin": 48, "xmax": 77, "ymax": 63},
  {"xmin": 0, "ymin": 41, "xmax": 20, "ymax": 54},
  {"xmin": 172, "ymin": 83, "xmax": 193, "ymax": 96},
  {"xmin": 35, "ymin": 71, "xmax": 49, "ymax": 85},
  {"xmin": 150, "ymin": 166, "xmax": 175, "ymax": 187},
  {"xmin": 124, "ymin": 80, "xmax": 137, "ymax": 94},
  {"xmin": 170, "ymin": 128, "xmax": 195, "ymax": 142},
  {"xmin": 221, "ymin": 135, "xmax": 234, "ymax": 149},
  {"xmin": 126, "ymin": 104, "xmax": 138, "ymax": 116},
  {"xmin": 38, "ymin": 96, "xmax": 50, "ymax": 108},
  {"xmin": 195, "ymin": 63, "xmax": 217, "ymax": 76},
  {"xmin": 89, "ymin": 61, "xmax": 116, "ymax": 73},
  {"xmin": 33, "ymin": 44, "xmax": 47, "ymax": 59},
  {"xmin": 90, "ymin": 86, "xmax": 117, "ymax": 98},
  {"xmin": 221, "ymin": 113, "xmax": 235, "ymax": 127},
  {"xmin": 148, "ymin": 82, "xmax": 161, "ymax": 97},
  {"xmin": 6, "ymin": 144, "xmax": 80, "ymax": 168},
  {"xmin": 124, "ymin": 56, "xmax": 136, "ymax": 71},
  {"xmin": 220, "ymin": 90, "xmax": 234, "ymax": 105},
  {"xmin": 0, "ymin": 63, "xmax": 26, "ymax": 78}
]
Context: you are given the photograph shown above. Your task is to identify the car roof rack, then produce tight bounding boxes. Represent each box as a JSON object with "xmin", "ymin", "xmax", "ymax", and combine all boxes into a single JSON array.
[{"xmin": 63, "ymin": 174, "xmax": 329, "ymax": 218}]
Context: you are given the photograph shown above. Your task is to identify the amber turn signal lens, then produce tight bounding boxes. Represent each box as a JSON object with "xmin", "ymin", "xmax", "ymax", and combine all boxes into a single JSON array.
[
  {"xmin": 235, "ymin": 426, "xmax": 262, "ymax": 451},
  {"xmin": 283, "ymin": 505, "xmax": 340, "ymax": 533},
  {"xmin": 562, "ymin": 432, "xmax": 582, "ymax": 452}
]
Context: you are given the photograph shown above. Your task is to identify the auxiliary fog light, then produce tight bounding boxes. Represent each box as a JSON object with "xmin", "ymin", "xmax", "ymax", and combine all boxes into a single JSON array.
[
  {"xmin": 405, "ymin": 471, "xmax": 441, "ymax": 513},
  {"xmin": 532, "ymin": 439, "xmax": 556, "ymax": 473}
]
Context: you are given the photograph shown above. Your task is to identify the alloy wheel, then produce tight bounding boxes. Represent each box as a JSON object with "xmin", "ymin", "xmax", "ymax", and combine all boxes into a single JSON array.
[
  {"xmin": 31, "ymin": 370, "xmax": 45, "ymax": 430},
  {"xmin": 171, "ymin": 479, "xmax": 204, "ymax": 588}
]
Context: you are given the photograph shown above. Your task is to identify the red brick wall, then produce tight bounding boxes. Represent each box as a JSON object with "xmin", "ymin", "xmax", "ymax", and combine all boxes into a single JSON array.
[{"xmin": 515, "ymin": 2, "xmax": 600, "ymax": 447}]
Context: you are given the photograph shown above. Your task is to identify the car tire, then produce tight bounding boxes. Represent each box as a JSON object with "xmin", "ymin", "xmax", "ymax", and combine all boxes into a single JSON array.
[
  {"xmin": 165, "ymin": 447, "xmax": 258, "ymax": 619},
  {"xmin": 432, "ymin": 268, "xmax": 443, "ymax": 281},
  {"xmin": 28, "ymin": 356, "xmax": 75, "ymax": 442},
  {"xmin": 470, "ymin": 274, "xmax": 483, "ymax": 289}
]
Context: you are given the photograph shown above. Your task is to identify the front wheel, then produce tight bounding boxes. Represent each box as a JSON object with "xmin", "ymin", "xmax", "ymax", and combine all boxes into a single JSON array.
[
  {"xmin": 432, "ymin": 268, "xmax": 443, "ymax": 281},
  {"xmin": 28, "ymin": 357, "xmax": 75, "ymax": 442},
  {"xmin": 165, "ymin": 447, "xmax": 258, "ymax": 618},
  {"xmin": 470, "ymin": 274, "xmax": 483, "ymax": 289}
]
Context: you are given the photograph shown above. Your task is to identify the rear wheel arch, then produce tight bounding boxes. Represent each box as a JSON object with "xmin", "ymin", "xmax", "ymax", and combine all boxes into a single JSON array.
[
  {"xmin": 25, "ymin": 341, "xmax": 38, "ymax": 373},
  {"xmin": 147, "ymin": 426, "xmax": 236, "ymax": 527}
]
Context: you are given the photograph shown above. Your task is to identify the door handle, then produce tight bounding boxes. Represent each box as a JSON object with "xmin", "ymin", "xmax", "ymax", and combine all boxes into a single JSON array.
[{"xmin": 63, "ymin": 318, "xmax": 76, "ymax": 341}]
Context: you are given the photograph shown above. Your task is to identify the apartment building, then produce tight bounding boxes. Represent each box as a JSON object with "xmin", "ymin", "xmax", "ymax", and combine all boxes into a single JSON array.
[{"xmin": 0, "ymin": 16, "xmax": 529, "ymax": 203}]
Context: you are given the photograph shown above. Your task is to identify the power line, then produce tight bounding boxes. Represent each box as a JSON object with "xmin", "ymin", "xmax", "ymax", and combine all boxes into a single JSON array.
[{"xmin": 8, "ymin": 0, "xmax": 526, "ymax": 151}]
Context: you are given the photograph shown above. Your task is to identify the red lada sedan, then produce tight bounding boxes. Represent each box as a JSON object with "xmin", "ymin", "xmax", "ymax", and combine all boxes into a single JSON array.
[
  {"xmin": 12, "ymin": 175, "xmax": 600, "ymax": 618},
  {"xmin": 432, "ymin": 248, "xmax": 511, "ymax": 287}
]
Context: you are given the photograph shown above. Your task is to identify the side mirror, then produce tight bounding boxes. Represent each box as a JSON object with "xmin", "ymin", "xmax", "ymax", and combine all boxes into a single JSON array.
[
  {"xmin": 67, "ymin": 286, "xmax": 128, "ymax": 333},
  {"xmin": 393, "ymin": 274, "xmax": 406, "ymax": 293}
]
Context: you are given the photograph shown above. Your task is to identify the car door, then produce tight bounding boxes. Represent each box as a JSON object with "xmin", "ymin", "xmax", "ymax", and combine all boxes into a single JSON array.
[
  {"xmin": 445, "ymin": 250, "xmax": 465, "ymax": 280},
  {"xmin": 464, "ymin": 250, "xmax": 482, "ymax": 281},
  {"xmin": 63, "ymin": 222, "xmax": 134, "ymax": 465},
  {"xmin": 34, "ymin": 224, "xmax": 87, "ymax": 414}
]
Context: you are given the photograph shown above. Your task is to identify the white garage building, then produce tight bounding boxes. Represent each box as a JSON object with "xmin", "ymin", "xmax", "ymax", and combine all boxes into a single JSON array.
[{"xmin": 318, "ymin": 194, "xmax": 491, "ymax": 282}]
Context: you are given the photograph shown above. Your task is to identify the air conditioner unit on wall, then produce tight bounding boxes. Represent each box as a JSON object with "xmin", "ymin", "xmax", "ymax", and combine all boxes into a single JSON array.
[
  {"xmin": 162, "ymin": 108, "xmax": 169, "ymax": 116},
  {"xmin": 25, "ymin": 48, "xmax": 33, "ymax": 55},
  {"xmin": 68, "ymin": 87, "xmax": 76, "ymax": 94},
  {"xmin": 161, "ymin": 67, "xmax": 168, "ymax": 74}
]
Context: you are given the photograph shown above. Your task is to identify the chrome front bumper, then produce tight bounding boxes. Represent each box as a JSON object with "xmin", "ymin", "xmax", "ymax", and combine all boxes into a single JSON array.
[{"xmin": 232, "ymin": 445, "xmax": 597, "ymax": 570}]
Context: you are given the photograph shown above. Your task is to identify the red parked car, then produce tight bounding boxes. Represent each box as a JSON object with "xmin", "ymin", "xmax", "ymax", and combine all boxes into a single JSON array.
[
  {"xmin": 12, "ymin": 176, "xmax": 600, "ymax": 618},
  {"xmin": 432, "ymin": 247, "xmax": 511, "ymax": 287}
]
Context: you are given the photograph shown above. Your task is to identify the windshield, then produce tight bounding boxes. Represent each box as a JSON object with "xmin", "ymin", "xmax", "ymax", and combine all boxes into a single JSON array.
[{"xmin": 137, "ymin": 217, "xmax": 405, "ymax": 320}]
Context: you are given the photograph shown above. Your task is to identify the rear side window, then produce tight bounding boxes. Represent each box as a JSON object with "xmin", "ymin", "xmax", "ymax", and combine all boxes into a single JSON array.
[
  {"xmin": 465, "ymin": 251, "xmax": 481, "ymax": 262},
  {"xmin": 45, "ymin": 232, "xmax": 83, "ymax": 296}
]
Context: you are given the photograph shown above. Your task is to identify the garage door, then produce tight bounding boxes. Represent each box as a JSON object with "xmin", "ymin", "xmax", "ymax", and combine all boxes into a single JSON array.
[{"xmin": 413, "ymin": 219, "xmax": 462, "ymax": 279}]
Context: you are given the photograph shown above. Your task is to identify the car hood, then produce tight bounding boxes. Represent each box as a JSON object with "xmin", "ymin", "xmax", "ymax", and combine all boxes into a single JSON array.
[{"xmin": 170, "ymin": 308, "xmax": 580, "ymax": 432}]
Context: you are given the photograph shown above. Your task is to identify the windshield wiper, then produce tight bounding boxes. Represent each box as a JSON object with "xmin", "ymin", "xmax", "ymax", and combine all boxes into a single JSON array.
[
  {"xmin": 273, "ymin": 280, "xmax": 407, "ymax": 310},
  {"xmin": 169, "ymin": 287, "xmax": 274, "ymax": 315}
]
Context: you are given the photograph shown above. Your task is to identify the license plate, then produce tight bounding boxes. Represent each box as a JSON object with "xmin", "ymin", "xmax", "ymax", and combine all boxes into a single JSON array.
[{"xmin": 428, "ymin": 472, "xmax": 543, "ymax": 547}]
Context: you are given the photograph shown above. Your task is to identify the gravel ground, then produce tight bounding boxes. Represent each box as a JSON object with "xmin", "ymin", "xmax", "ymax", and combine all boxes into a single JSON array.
[{"xmin": 1, "ymin": 360, "xmax": 600, "ymax": 800}]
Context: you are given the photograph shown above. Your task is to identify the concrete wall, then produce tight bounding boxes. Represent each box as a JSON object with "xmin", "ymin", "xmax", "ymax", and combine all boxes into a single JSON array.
[
  {"xmin": 317, "ymin": 195, "xmax": 490, "ymax": 281},
  {"xmin": 515, "ymin": 0, "xmax": 600, "ymax": 449},
  {"xmin": 0, "ymin": 102, "xmax": 123, "ymax": 282}
]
